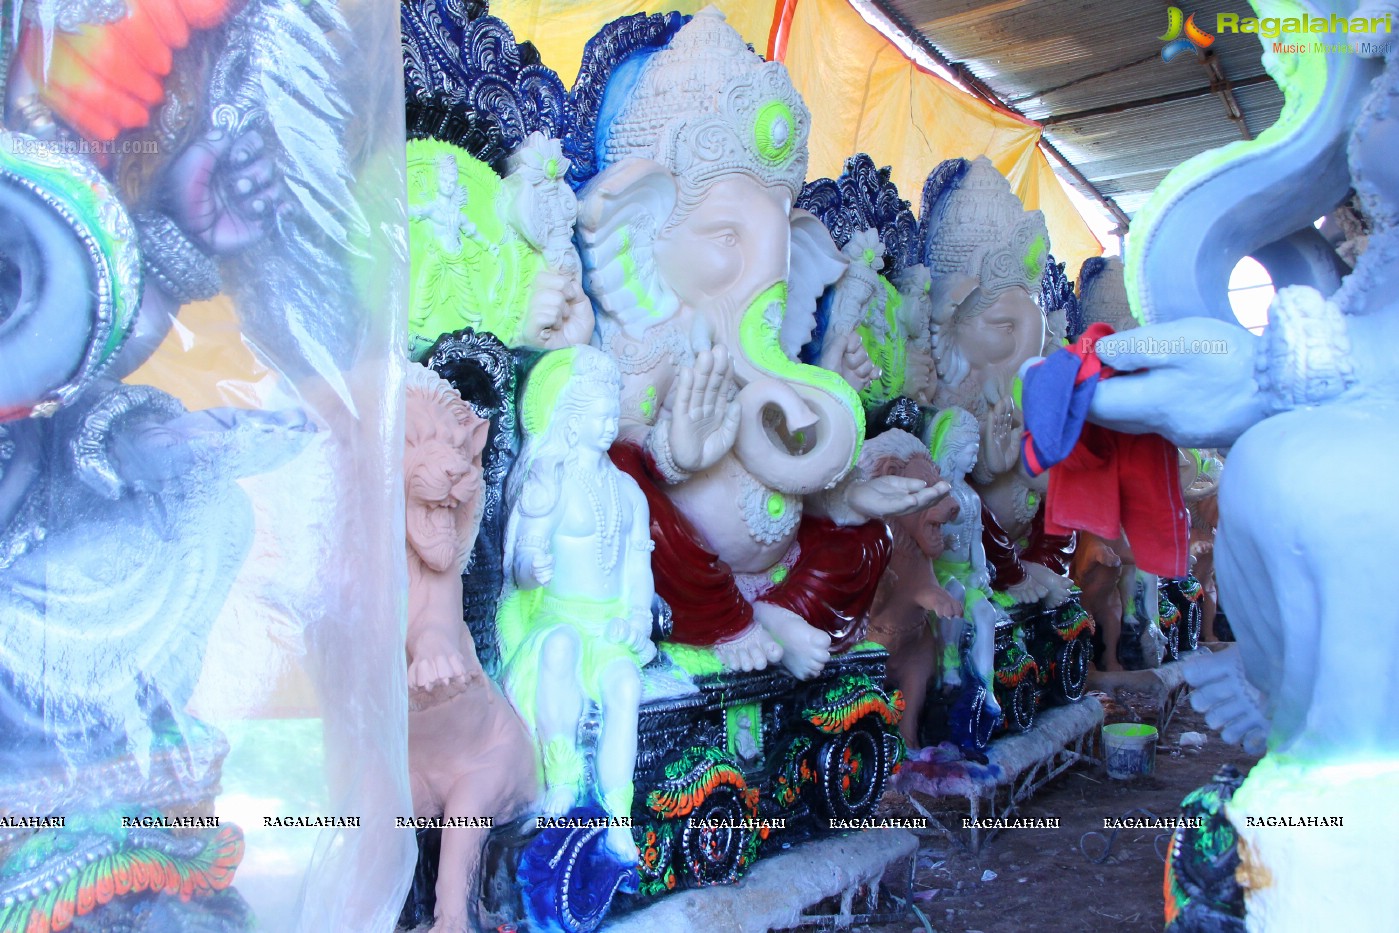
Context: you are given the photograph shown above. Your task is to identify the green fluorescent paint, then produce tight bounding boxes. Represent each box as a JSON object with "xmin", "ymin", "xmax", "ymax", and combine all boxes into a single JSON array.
[
  {"xmin": 618, "ymin": 226, "xmax": 659, "ymax": 323},
  {"xmin": 739, "ymin": 281, "xmax": 865, "ymax": 465},
  {"xmin": 753, "ymin": 100, "xmax": 797, "ymax": 164},
  {"xmin": 407, "ymin": 137, "xmax": 541, "ymax": 354},
  {"xmin": 766, "ymin": 493, "xmax": 786, "ymax": 518},
  {"xmin": 1023, "ymin": 233, "xmax": 1047, "ymax": 283}
]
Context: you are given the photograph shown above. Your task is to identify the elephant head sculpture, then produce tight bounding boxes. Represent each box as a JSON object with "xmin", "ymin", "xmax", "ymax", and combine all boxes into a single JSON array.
[
  {"xmin": 574, "ymin": 9, "xmax": 938, "ymax": 678},
  {"xmin": 922, "ymin": 156, "xmax": 1049, "ymax": 421},
  {"xmin": 920, "ymin": 156, "xmax": 1074, "ymax": 606}
]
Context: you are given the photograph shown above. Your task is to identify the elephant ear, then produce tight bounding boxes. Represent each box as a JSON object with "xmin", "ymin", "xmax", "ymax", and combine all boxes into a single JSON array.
[
  {"xmin": 786, "ymin": 208, "xmax": 848, "ymax": 359},
  {"xmin": 576, "ymin": 157, "xmax": 681, "ymax": 339}
]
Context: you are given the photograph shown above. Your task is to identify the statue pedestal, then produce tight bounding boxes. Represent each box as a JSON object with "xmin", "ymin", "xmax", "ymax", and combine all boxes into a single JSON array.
[
  {"xmin": 601, "ymin": 829, "xmax": 917, "ymax": 932},
  {"xmin": 1229, "ymin": 757, "xmax": 1399, "ymax": 931}
]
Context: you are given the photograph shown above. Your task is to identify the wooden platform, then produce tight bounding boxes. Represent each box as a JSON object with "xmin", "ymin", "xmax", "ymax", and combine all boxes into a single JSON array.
[{"xmin": 602, "ymin": 829, "xmax": 918, "ymax": 932}]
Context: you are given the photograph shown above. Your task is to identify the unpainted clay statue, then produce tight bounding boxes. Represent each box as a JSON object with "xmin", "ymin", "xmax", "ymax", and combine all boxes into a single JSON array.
[
  {"xmin": 1089, "ymin": 6, "xmax": 1399, "ymax": 925},
  {"xmin": 921, "ymin": 156, "xmax": 1069, "ymax": 606},
  {"xmin": 576, "ymin": 9, "xmax": 938, "ymax": 680},
  {"xmin": 408, "ymin": 133, "xmax": 593, "ymax": 357},
  {"xmin": 498, "ymin": 346, "xmax": 655, "ymax": 863},
  {"xmin": 927, "ymin": 408, "xmax": 1002, "ymax": 731},
  {"xmin": 1182, "ymin": 449, "xmax": 1224, "ymax": 641},
  {"xmin": 404, "ymin": 362, "xmax": 538, "ymax": 933},
  {"xmin": 862, "ymin": 430, "xmax": 959, "ymax": 749}
]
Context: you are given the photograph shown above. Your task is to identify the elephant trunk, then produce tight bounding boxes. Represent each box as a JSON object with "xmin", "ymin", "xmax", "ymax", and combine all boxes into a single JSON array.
[{"xmin": 728, "ymin": 283, "xmax": 863, "ymax": 496}]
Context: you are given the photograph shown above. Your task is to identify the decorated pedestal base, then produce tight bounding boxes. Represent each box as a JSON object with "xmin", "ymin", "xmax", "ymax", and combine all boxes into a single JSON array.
[{"xmin": 0, "ymin": 725, "xmax": 248, "ymax": 933}]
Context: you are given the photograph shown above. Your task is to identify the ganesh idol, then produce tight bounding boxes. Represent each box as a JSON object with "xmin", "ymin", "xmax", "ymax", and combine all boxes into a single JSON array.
[{"xmin": 574, "ymin": 9, "xmax": 942, "ymax": 679}]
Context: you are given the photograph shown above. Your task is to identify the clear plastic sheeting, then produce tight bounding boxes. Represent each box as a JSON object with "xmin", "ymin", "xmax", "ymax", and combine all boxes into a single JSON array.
[{"xmin": 0, "ymin": 0, "xmax": 412, "ymax": 930}]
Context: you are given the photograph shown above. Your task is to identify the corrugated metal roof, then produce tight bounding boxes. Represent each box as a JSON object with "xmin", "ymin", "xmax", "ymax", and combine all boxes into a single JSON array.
[{"xmin": 881, "ymin": 0, "xmax": 1284, "ymax": 222}]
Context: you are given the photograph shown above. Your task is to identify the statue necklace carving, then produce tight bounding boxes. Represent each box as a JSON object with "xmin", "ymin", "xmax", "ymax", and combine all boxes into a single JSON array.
[{"xmin": 569, "ymin": 461, "xmax": 622, "ymax": 573}]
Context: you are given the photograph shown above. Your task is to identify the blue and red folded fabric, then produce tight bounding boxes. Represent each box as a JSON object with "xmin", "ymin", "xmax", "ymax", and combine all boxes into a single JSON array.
[{"xmin": 1020, "ymin": 322, "xmax": 1188, "ymax": 578}]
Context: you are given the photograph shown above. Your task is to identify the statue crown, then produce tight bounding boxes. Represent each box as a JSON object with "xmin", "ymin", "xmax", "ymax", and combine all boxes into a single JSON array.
[
  {"xmin": 600, "ymin": 7, "xmax": 810, "ymax": 198},
  {"xmin": 924, "ymin": 157, "xmax": 1048, "ymax": 300}
]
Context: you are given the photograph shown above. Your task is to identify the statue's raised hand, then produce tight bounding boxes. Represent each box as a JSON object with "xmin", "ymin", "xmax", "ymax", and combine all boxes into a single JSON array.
[
  {"xmin": 1089, "ymin": 318, "xmax": 1268, "ymax": 447},
  {"xmin": 163, "ymin": 127, "xmax": 287, "ymax": 255},
  {"xmin": 668, "ymin": 346, "xmax": 741, "ymax": 472},
  {"xmin": 846, "ymin": 473, "xmax": 951, "ymax": 520},
  {"xmin": 981, "ymin": 396, "xmax": 1019, "ymax": 475}
]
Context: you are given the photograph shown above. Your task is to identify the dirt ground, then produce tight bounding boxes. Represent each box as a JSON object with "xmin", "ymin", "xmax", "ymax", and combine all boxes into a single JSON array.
[{"xmin": 855, "ymin": 677, "xmax": 1261, "ymax": 933}]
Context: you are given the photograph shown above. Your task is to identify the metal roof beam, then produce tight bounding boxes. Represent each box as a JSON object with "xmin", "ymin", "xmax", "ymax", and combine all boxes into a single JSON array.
[
  {"xmin": 1039, "ymin": 73, "xmax": 1273, "ymax": 125},
  {"xmin": 1198, "ymin": 50, "xmax": 1253, "ymax": 141}
]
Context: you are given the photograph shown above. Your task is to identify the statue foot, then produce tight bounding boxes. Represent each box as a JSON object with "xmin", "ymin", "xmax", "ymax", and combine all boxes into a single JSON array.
[
  {"xmin": 1184, "ymin": 646, "xmax": 1268, "ymax": 755},
  {"xmin": 753, "ymin": 602, "xmax": 831, "ymax": 680},
  {"xmin": 714, "ymin": 624, "xmax": 784, "ymax": 672},
  {"xmin": 606, "ymin": 824, "xmax": 640, "ymax": 863},
  {"xmin": 542, "ymin": 785, "xmax": 576, "ymax": 818},
  {"xmin": 429, "ymin": 912, "xmax": 471, "ymax": 933}
]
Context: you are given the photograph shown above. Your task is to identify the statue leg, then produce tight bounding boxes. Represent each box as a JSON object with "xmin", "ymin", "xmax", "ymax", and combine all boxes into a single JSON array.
[
  {"xmin": 1216, "ymin": 400, "xmax": 1399, "ymax": 760},
  {"xmin": 595, "ymin": 656, "xmax": 642, "ymax": 861},
  {"xmin": 1210, "ymin": 401, "xmax": 1399, "ymax": 929},
  {"xmin": 890, "ymin": 626, "xmax": 936, "ymax": 749},
  {"xmin": 1195, "ymin": 548, "xmax": 1218, "ymax": 641},
  {"xmin": 431, "ymin": 777, "xmax": 496, "ymax": 933},
  {"xmin": 968, "ymin": 600, "xmax": 1000, "ymax": 717},
  {"xmin": 535, "ymin": 627, "xmax": 584, "ymax": 816},
  {"xmin": 1077, "ymin": 557, "xmax": 1124, "ymax": 672}
]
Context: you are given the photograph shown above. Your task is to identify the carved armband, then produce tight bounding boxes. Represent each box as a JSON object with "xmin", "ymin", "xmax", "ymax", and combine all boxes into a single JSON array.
[
  {"xmin": 644, "ymin": 415, "xmax": 692, "ymax": 484},
  {"xmin": 1254, "ymin": 288, "xmax": 1356, "ymax": 414},
  {"xmin": 515, "ymin": 534, "xmax": 550, "ymax": 554},
  {"xmin": 135, "ymin": 212, "xmax": 222, "ymax": 306}
]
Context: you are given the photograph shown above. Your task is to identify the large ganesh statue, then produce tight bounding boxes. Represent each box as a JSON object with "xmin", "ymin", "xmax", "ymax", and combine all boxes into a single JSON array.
[
  {"xmin": 572, "ymin": 8, "xmax": 943, "ymax": 680},
  {"xmin": 1082, "ymin": 2, "xmax": 1399, "ymax": 929},
  {"xmin": 920, "ymin": 156, "xmax": 1076, "ymax": 607}
]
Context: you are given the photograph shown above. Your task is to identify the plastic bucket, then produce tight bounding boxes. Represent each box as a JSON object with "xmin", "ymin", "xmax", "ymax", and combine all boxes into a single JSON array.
[{"xmin": 1102, "ymin": 723, "xmax": 1158, "ymax": 779}]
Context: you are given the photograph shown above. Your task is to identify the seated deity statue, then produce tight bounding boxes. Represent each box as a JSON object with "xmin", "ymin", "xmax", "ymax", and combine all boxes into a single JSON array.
[
  {"xmin": 497, "ymin": 346, "xmax": 656, "ymax": 862},
  {"xmin": 403, "ymin": 362, "xmax": 538, "ymax": 933},
  {"xmin": 574, "ymin": 9, "xmax": 939, "ymax": 681}
]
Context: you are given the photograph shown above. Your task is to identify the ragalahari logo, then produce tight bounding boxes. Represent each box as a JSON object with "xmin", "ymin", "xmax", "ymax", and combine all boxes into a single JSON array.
[{"xmin": 1160, "ymin": 6, "xmax": 1215, "ymax": 61}]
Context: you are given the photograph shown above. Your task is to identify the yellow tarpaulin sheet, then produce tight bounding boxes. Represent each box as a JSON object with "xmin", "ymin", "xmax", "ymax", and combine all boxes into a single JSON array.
[
  {"xmin": 781, "ymin": 0, "xmax": 1102, "ymax": 273},
  {"xmin": 494, "ymin": 0, "xmax": 1102, "ymax": 273},
  {"xmin": 492, "ymin": 0, "xmax": 777, "ymax": 81}
]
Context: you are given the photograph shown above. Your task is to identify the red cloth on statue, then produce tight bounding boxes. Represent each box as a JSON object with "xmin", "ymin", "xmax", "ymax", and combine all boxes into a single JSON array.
[
  {"xmin": 610, "ymin": 442, "xmax": 752, "ymax": 645},
  {"xmin": 1039, "ymin": 345, "xmax": 1188, "ymax": 577},
  {"xmin": 1045, "ymin": 424, "xmax": 1187, "ymax": 577},
  {"xmin": 609, "ymin": 442, "xmax": 892, "ymax": 649},
  {"xmin": 761, "ymin": 517, "xmax": 891, "ymax": 652}
]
